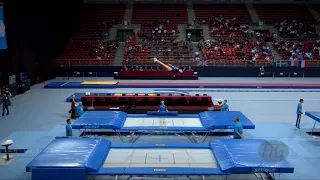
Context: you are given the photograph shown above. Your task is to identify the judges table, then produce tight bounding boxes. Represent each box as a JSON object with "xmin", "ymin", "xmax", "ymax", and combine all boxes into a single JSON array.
[{"xmin": 81, "ymin": 95, "xmax": 221, "ymax": 114}]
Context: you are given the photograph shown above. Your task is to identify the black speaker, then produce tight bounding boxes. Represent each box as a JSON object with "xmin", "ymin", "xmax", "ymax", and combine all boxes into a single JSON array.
[
  {"xmin": 169, "ymin": 94, "xmax": 173, "ymax": 96},
  {"xmin": 181, "ymin": 94, "xmax": 185, "ymax": 96},
  {"xmin": 106, "ymin": 93, "xmax": 111, "ymax": 96},
  {"xmin": 122, "ymin": 94, "xmax": 126, "ymax": 96},
  {"xmin": 157, "ymin": 94, "xmax": 160, "ymax": 96},
  {"xmin": 203, "ymin": 94, "xmax": 207, "ymax": 96},
  {"xmin": 196, "ymin": 94, "xmax": 199, "ymax": 96},
  {"xmin": 135, "ymin": 93, "xmax": 138, "ymax": 96}
]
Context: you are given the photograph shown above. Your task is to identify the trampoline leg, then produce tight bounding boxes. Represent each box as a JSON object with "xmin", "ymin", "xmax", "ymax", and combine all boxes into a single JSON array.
[
  {"xmin": 202, "ymin": 175, "xmax": 206, "ymax": 180},
  {"xmin": 131, "ymin": 132, "xmax": 143, "ymax": 143},
  {"xmin": 183, "ymin": 132, "xmax": 195, "ymax": 143},
  {"xmin": 202, "ymin": 132, "xmax": 210, "ymax": 143},
  {"xmin": 191, "ymin": 132, "xmax": 198, "ymax": 143},
  {"xmin": 311, "ymin": 121, "xmax": 317, "ymax": 136},
  {"xmin": 115, "ymin": 131, "xmax": 125, "ymax": 142},
  {"xmin": 114, "ymin": 175, "xmax": 118, "ymax": 180},
  {"xmin": 187, "ymin": 176, "xmax": 193, "ymax": 180}
]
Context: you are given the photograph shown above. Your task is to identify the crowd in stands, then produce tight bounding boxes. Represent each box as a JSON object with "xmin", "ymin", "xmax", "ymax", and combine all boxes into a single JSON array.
[
  {"xmin": 199, "ymin": 16, "xmax": 249, "ymax": 39},
  {"xmin": 139, "ymin": 20, "xmax": 179, "ymax": 41},
  {"xmin": 276, "ymin": 20, "xmax": 317, "ymax": 38},
  {"xmin": 56, "ymin": 4, "xmax": 320, "ymax": 68},
  {"xmin": 123, "ymin": 40, "xmax": 196, "ymax": 66},
  {"xmin": 58, "ymin": 41, "xmax": 118, "ymax": 61},
  {"xmin": 273, "ymin": 40, "xmax": 320, "ymax": 61},
  {"xmin": 202, "ymin": 39, "xmax": 274, "ymax": 62}
]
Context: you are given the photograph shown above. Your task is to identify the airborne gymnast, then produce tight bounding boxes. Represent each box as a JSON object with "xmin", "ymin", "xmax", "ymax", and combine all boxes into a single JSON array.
[{"xmin": 153, "ymin": 57, "xmax": 183, "ymax": 73}]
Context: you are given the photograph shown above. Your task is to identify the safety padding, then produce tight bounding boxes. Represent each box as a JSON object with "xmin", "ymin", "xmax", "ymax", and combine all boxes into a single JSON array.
[
  {"xmin": 26, "ymin": 138, "xmax": 111, "ymax": 172},
  {"xmin": 89, "ymin": 167, "xmax": 227, "ymax": 175},
  {"xmin": 72, "ymin": 111, "xmax": 127, "ymax": 129},
  {"xmin": 110, "ymin": 142, "xmax": 210, "ymax": 149},
  {"xmin": 210, "ymin": 139, "xmax": 294, "ymax": 173},
  {"xmin": 199, "ymin": 111, "xmax": 255, "ymax": 129},
  {"xmin": 306, "ymin": 111, "xmax": 320, "ymax": 123},
  {"xmin": 147, "ymin": 111, "xmax": 179, "ymax": 116}
]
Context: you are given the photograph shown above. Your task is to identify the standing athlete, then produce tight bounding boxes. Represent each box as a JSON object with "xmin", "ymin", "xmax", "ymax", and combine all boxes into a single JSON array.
[{"xmin": 295, "ymin": 99, "xmax": 304, "ymax": 129}]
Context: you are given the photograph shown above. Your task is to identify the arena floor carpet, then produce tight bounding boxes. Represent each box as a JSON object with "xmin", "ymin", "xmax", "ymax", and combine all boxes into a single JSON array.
[
  {"xmin": 45, "ymin": 81, "xmax": 320, "ymax": 89},
  {"xmin": 1, "ymin": 77, "xmax": 320, "ymax": 179}
]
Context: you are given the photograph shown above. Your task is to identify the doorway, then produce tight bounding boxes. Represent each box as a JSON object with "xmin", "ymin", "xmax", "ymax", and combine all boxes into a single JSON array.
[
  {"xmin": 117, "ymin": 29, "xmax": 134, "ymax": 42},
  {"xmin": 186, "ymin": 29, "xmax": 203, "ymax": 42}
]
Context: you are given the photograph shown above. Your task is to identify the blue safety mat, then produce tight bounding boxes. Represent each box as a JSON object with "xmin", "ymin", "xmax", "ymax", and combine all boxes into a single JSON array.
[
  {"xmin": 44, "ymin": 82, "xmax": 117, "ymax": 89},
  {"xmin": 306, "ymin": 111, "xmax": 320, "ymax": 123},
  {"xmin": 199, "ymin": 111, "xmax": 255, "ymax": 129},
  {"xmin": 26, "ymin": 137, "xmax": 111, "ymax": 172},
  {"xmin": 72, "ymin": 111, "xmax": 127, "ymax": 129},
  {"xmin": 210, "ymin": 139, "xmax": 294, "ymax": 173}
]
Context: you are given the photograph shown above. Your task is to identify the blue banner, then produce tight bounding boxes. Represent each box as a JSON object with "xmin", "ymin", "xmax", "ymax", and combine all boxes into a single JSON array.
[{"xmin": 0, "ymin": 7, "xmax": 7, "ymax": 50}]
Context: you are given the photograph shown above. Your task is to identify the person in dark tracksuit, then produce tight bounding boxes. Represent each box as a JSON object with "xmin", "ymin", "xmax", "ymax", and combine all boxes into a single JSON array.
[
  {"xmin": 295, "ymin": 99, "xmax": 304, "ymax": 129},
  {"xmin": 1, "ymin": 93, "xmax": 9, "ymax": 116}
]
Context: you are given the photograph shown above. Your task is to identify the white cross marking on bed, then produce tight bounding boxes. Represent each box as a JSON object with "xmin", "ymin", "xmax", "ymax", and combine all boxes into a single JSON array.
[
  {"xmin": 123, "ymin": 118, "xmax": 203, "ymax": 127},
  {"xmin": 103, "ymin": 149, "xmax": 217, "ymax": 168}
]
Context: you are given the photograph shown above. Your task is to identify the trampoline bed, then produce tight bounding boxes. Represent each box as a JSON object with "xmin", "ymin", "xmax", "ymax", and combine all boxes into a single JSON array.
[
  {"xmin": 26, "ymin": 138, "xmax": 294, "ymax": 180},
  {"xmin": 72, "ymin": 111, "xmax": 255, "ymax": 142}
]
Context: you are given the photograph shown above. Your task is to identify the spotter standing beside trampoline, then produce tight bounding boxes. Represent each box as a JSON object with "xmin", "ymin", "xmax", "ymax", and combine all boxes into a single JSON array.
[
  {"xmin": 233, "ymin": 117, "xmax": 243, "ymax": 139},
  {"xmin": 158, "ymin": 100, "xmax": 168, "ymax": 112},
  {"xmin": 154, "ymin": 57, "xmax": 184, "ymax": 73},
  {"xmin": 296, "ymin": 99, "xmax": 304, "ymax": 129}
]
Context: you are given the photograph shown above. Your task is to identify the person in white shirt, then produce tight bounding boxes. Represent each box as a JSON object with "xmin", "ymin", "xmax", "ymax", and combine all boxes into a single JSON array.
[
  {"xmin": 163, "ymin": 29, "xmax": 167, "ymax": 34},
  {"xmin": 172, "ymin": 29, "xmax": 176, "ymax": 36},
  {"xmin": 158, "ymin": 30, "xmax": 161, "ymax": 34},
  {"xmin": 187, "ymin": 32, "xmax": 191, "ymax": 41}
]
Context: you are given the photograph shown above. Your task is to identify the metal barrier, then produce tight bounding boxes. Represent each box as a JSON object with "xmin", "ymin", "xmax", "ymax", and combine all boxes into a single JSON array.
[
  {"xmin": 258, "ymin": 72, "xmax": 304, "ymax": 79},
  {"xmin": 73, "ymin": 71, "xmax": 98, "ymax": 77}
]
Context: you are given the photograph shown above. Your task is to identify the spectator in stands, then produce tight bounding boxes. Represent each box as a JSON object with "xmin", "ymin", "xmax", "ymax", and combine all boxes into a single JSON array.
[
  {"xmin": 277, "ymin": 20, "xmax": 317, "ymax": 38},
  {"xmin": 76, "ymin": 101, "xmax": 84, "ymax": 117},
  {"xmin": 158, "ymin": 101, "xmax": 168, "ymax": 112},
  {"xmin": 233, "ymin": 117, "xmax": 243, "ymax": 139},
  {"xmin": 172, "ymin": 29, "xmax": 176, "ymax": 36},
  {"xmin": 187, "ymin": 32, "xmax": 191, "ymax": 41},
  {"xmin": 104, "ymin": 53, "xmax": 110, "ymax": 59},
  {"xmin": 1, "ymin": 93, "xmax": 9, "ymax": 116},
  {"xmin": 66, "ymin": 119, "xmax": 72, "ymax": 136}
]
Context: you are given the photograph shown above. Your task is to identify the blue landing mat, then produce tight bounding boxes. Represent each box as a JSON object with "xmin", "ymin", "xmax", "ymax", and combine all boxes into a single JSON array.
[{"xmin": 44, "ymin": 82, "xmax": 117, "ymax": 89}]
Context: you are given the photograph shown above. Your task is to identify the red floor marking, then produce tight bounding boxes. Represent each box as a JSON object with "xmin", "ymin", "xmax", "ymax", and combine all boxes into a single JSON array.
[{"xmin": 118, "ymin": 82, "xmax": 320, "ymax": 87}]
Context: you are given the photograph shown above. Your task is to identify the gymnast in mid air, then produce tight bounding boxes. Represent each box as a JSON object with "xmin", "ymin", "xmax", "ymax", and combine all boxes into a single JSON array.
[{"xmin": 153, "ymin": 57, "xmax": 184, "ymax": 73}]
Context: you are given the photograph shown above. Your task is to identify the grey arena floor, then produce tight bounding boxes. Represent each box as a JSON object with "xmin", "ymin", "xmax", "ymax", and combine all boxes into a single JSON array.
[{"xmin": 0, "ymin": 77, "xmax": 320, "ymax": 180}]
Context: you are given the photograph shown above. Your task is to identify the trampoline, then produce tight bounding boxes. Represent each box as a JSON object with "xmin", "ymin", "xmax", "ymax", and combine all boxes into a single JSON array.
[
  {"xmin": 306, "ymin": 111, "xmax": 320, "ymax": 135},
  {"xmin": 26, "ymin": 138, "xmax": 294, "ymax": 180},
  {"xmin": 72, "ymin": 111, "xmax": 255, "ymax": 142}
]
